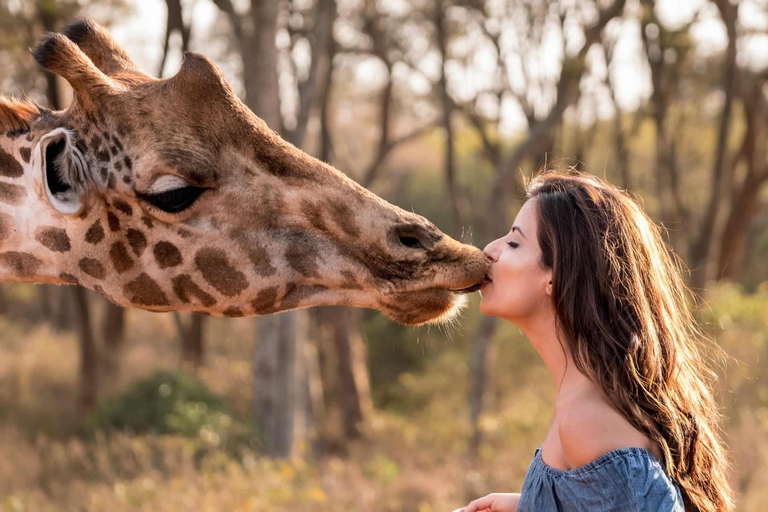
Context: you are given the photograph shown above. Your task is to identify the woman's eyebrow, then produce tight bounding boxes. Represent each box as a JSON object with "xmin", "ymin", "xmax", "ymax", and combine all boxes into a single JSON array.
[{"xmin": 512, "ymin": 226, "xmax": 526, "ymax": 239}]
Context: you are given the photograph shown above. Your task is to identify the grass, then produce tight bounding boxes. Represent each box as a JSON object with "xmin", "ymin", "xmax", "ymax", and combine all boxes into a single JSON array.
[{"xmin": 0, "ymin": 283, "xmax": 766, "ymax": 510}]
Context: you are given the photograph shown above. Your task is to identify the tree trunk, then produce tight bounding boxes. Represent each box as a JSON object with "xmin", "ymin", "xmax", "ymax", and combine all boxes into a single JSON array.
[
  {"xmin": 253, "ymin": 311, "xmax": 307, "ymax": 457},
  {"xmin": 435, "ymin": 0, "xmax": 465, "ymax": 230},
  {"xmin": 101, "ymin": 301, "xmax": 125, "ymax": 376},
  {"xmin": 715, "ymin": 75, "xmax": 768, "ymax": 281},
  {"xmin": 314, "ymin": 307, "xmax": 372, "ymax": 444},
  {"xmin": 73, "ymin": 288, "xmax": 97, "ymax": 411},
  {"xmin": 53, "ymin": 287, "xmax": 75, "ymax": 331},
  {"xmin": 716, "ymin": 176, "xmax": 765, "ymax": 280},
  {"xmin": 158, "ymin": 0, "xmax": 191, "ymax": 77},
  {"xmin": 186, "ymin": 314, "xmax": 205, "ymax": 368},
  {"xmin": 175, "ymin": 313, "xmax": 205, "ymax": 369},
  {"xmin": 38, "ymin": 286, "xmax": 54, "ymax": 319},
  {"xmin": 468, "ymin": 314, "xmax": 498, "ymax": 461},
  {"xmin": 243, "ymin": 0, "xmax": 282, "ymax": 130},
  {"xmin": 688, "ymin": 0, "xmax": 739, "ymax": 289}
]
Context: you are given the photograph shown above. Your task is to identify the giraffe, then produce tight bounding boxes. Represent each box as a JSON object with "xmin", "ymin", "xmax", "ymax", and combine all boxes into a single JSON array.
[{"xmin": 0, "ymin": 19, "xmax": 489, "ymax": 326}]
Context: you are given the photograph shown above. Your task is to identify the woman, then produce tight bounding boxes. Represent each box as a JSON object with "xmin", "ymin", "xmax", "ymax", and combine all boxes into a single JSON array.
[{"xmin": 457, "ymin": 172, "xmax": 732, "ymax": 512}]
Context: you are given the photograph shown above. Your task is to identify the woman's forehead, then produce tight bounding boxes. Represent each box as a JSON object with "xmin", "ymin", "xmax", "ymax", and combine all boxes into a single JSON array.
[{"xmin": 513, "ymin": 199, "xmax": 538, "ymax": 231}]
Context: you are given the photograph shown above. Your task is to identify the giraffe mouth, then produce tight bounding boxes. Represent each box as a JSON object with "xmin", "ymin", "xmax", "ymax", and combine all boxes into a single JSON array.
[{"xmin": 450, "ymin": 281, "xmax": 484, "ymax": 294}]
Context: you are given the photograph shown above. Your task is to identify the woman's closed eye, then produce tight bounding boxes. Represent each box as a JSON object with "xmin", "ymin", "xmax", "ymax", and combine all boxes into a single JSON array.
[{"xmin": 507, "ymin": 241, "xmax": 519, "ymax": 249}]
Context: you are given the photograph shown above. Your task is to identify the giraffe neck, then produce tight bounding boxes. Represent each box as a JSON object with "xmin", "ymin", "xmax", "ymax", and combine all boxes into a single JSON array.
[{"xmin": 0, "ymin": 131, "xmax": 70, "ymax": 284}]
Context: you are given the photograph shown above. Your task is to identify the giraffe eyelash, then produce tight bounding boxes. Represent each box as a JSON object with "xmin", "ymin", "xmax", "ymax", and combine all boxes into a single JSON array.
[{"xmin": 137, "ymin": 186, "xmax": 207, "ymax": 214}]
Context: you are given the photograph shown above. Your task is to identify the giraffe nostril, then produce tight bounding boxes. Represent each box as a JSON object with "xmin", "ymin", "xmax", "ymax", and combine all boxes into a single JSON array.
[
  {"xmin": 392, "ymin": 223, "xmax": 437, "ymax": 251},
  {"xmin": 399, "ymin": 235, "xmax": 425, "ymax": 250}
]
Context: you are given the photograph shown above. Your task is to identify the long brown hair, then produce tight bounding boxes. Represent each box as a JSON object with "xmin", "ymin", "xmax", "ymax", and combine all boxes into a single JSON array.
[{"xmin": 527, "ymin": 171, "xmax": 732, "ymax": 511}]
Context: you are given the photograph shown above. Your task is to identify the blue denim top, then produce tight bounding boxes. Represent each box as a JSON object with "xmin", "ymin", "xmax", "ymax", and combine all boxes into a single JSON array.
[{"xmin": 517, "ymin": 447, "xmax": 685, "ymax": 511}]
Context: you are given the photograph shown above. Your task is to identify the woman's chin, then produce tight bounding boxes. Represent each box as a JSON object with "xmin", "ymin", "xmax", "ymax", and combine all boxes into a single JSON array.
[{"xmin": 478, "ymin": 294, "xmax": 494, "ymax": 317}]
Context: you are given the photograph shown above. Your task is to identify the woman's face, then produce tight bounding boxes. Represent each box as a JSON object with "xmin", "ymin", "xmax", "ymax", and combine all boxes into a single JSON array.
[{"xmin": 480, "ymin": 198, "xmax": 553, "ymax": 323}]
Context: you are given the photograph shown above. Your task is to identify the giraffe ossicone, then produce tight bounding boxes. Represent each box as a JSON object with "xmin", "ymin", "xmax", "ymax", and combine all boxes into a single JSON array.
[{"xmin": 0, "ymin": 19, "xmax": 489, "ymax": 325}]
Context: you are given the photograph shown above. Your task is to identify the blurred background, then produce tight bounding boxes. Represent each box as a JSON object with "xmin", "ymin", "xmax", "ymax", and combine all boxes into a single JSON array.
[{"xmin": 0, "ymin": 0, "xmax": 767, "ymax": 510}]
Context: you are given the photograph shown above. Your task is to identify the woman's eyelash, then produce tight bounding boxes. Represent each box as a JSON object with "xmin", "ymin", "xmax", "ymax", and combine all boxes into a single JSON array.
[{"xmin": 507, "ymin": 241, "xmax": 519, "ymax": 249}]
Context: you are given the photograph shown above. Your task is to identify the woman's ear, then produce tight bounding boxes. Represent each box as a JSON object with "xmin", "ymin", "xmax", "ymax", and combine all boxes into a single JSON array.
[
  {"xmin": 544, "ymin": 269, "xmax": 553, "ymax": 296},
  {"xmin": 35, "ymin": 128, "xmax": 89, "ymax": 215}
]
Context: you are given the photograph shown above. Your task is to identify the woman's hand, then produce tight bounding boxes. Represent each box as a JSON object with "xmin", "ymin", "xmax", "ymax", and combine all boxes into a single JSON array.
[{"xmin": 453, "ymin": 492, "xmax": 521, "ymax": 512}]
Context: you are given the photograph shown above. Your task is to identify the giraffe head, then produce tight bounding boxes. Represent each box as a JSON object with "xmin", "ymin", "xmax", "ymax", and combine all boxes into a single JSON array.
[{"xmin": 0, "ymin": 19, "xmax": 489, "ymax": 325}]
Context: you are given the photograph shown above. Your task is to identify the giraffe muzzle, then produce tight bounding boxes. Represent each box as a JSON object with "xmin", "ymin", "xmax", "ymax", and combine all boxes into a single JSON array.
[{"xmin": 451, "ymin": 282, "xmax": 484, "ymax": 294}]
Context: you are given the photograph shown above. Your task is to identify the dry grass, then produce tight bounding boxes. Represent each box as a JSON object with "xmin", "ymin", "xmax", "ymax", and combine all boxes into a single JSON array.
[{"xmin": 0, "ymin": 283, "xmax": 765, "ymax": 511}]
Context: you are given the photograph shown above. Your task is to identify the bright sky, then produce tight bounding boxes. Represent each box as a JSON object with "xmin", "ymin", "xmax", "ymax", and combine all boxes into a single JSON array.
[{"xmin": 92, "ymin": 0, "xmax": 768, "ymax": 135}]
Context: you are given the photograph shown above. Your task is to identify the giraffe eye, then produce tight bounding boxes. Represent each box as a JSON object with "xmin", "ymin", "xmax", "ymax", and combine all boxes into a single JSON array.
[{"xmin": 138, "ymin": 186, "xmax": 206, "ymax": 213}]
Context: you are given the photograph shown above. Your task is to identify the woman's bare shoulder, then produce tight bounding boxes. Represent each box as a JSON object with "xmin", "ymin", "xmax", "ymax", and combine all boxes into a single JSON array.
[{"xmin": 557, "ymin": 393, "xmax": 657, "ymax": 469}]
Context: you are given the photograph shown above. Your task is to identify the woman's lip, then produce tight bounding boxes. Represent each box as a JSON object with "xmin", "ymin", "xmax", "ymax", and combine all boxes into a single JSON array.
[{"xmin": 480, "ymin": 276, "xmax": 492, "ymax": 287}]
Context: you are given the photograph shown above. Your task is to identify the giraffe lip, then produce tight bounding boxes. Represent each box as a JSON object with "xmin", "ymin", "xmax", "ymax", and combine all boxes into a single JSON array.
[{"xmin": 451, "ymin": 282, "xmax": 483, "ymax": 294}]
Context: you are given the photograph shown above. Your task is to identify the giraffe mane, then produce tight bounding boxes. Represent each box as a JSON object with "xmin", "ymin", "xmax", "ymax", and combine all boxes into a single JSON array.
[{"xmin": 0, "ymin": 96, "xmax": 42, "ymax": 134}]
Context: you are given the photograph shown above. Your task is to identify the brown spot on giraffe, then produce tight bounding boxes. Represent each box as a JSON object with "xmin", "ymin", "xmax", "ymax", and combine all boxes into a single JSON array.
[
  {"xmin": 194, "ymin": 248, "xmax": 248, "ymax": 297},
  {"xmin": 109, "ymin": 241, "xmax": 133, "ymax": 273},
  {"xmin": 18, "ymin": 147, "xmax": 31, "ymax": 164},
  {"xmin": 0, "ymin": 212, "xmax": 13, "ymax": 241},
  {"xmin": 285, "ymin": 234, "xmax": 321, "ymax": 278},
  {"xmin": 329, "ymin": 199, "xmax": 361, "ymax": 238},
  {"xmin": 281, "ymin": 283, "xmax": 328, "ymax": 310},
  {"xmin": 85, "ymin": 219, "xmax": 105, "ymax": 244},
  {"xmin": 341, "ymin": 270, "xmax": 363, "ymax": 290},
  {"xmin": 0, "ymin": 182, "xmax": 26, "ymax": 205},
  {"xmin": 125, "ymin": 228, "xmax": 148, "ymax": 256},
  {"xmin": 113, "ymin": 199, "xmax": 133, "ymax": 216},
  {"xmin": 247, "ymin": 243, "xmax": 277, "ymax": 277},
  {"xmin": 153, "ymin": 241, "xmax": 182, "ymax": 268},
  {"xmin": 171, "ymin": 274, "xmax": 217, "ymax": 307},
  {"xmin": 300, "ymin": 199, "xmax": 328, "ymax": 232},
  {"xmin": 107, "ymin": 211, "xmax": 120, "ymax": 231},
  {"xmin": 79, "ymin": 257, "xmax": 106, "ymax": 279},
  {"xmin": 251, "ymin": 286, "xmax": 279, "ymax": 313},
  {"xmin": 125, "ymin": 272, "xmax": 170, "ymax": 307},
  {"xmin": 35, "ymin": 226, "xmax": 71, "ymax": 252},
  {"xmin": 222, "ymin": 306, "xmax": 244, "ymax": 317},
  {"xmin": 0, "ymin": 145, "xmax": 24, "ymax": 178},
  {"xmin": 96, "ymin": 149, "xmax": 111, "ymax": 162},
  {"xmin": 0, "ymin": 251, "xmax": 41, "ymax": 277},
  {"xmin": 59, "ymin": 272, "xmax": 79, "ymax": 284}
]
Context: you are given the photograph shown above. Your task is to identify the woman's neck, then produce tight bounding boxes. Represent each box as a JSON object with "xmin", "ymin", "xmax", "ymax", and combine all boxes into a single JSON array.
[{"xmin": 515, "ymin": 308, "xmax": 593, "ymax": 397}]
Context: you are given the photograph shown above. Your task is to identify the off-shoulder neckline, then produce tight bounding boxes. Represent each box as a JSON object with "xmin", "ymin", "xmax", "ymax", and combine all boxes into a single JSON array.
[{"xmin": 533, "ymin": 446, "xmax": 665, "ymax": 477}]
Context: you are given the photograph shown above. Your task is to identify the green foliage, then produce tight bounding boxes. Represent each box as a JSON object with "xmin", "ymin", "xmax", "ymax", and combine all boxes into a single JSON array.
[{"xmin": 85, "ymin": 370, "xmax": 246, "ymax": 446}]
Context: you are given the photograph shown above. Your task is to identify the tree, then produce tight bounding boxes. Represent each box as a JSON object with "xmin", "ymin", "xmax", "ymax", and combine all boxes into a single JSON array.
[
  {"xmin": 212, "ymin": 0, "xmax": 343, "ymax": 457},
  {"xmin": 439, "ymin": 0, "xmax": 628, "ymax": 460},
  {"xmin": 715, "ymin": 67, "xmax": 768, "ymax": 280}
]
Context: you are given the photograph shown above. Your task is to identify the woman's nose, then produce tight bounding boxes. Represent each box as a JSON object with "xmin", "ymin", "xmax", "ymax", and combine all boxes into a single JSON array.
[{"xmin": 483, "ymin": 239, "xmax": 499, "ymax": 262}]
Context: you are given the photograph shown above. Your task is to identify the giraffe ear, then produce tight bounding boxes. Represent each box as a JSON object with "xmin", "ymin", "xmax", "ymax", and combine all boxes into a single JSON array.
[{"xmin": 35, "ymin": 128, "xmax": 89, "ymax": 215}]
